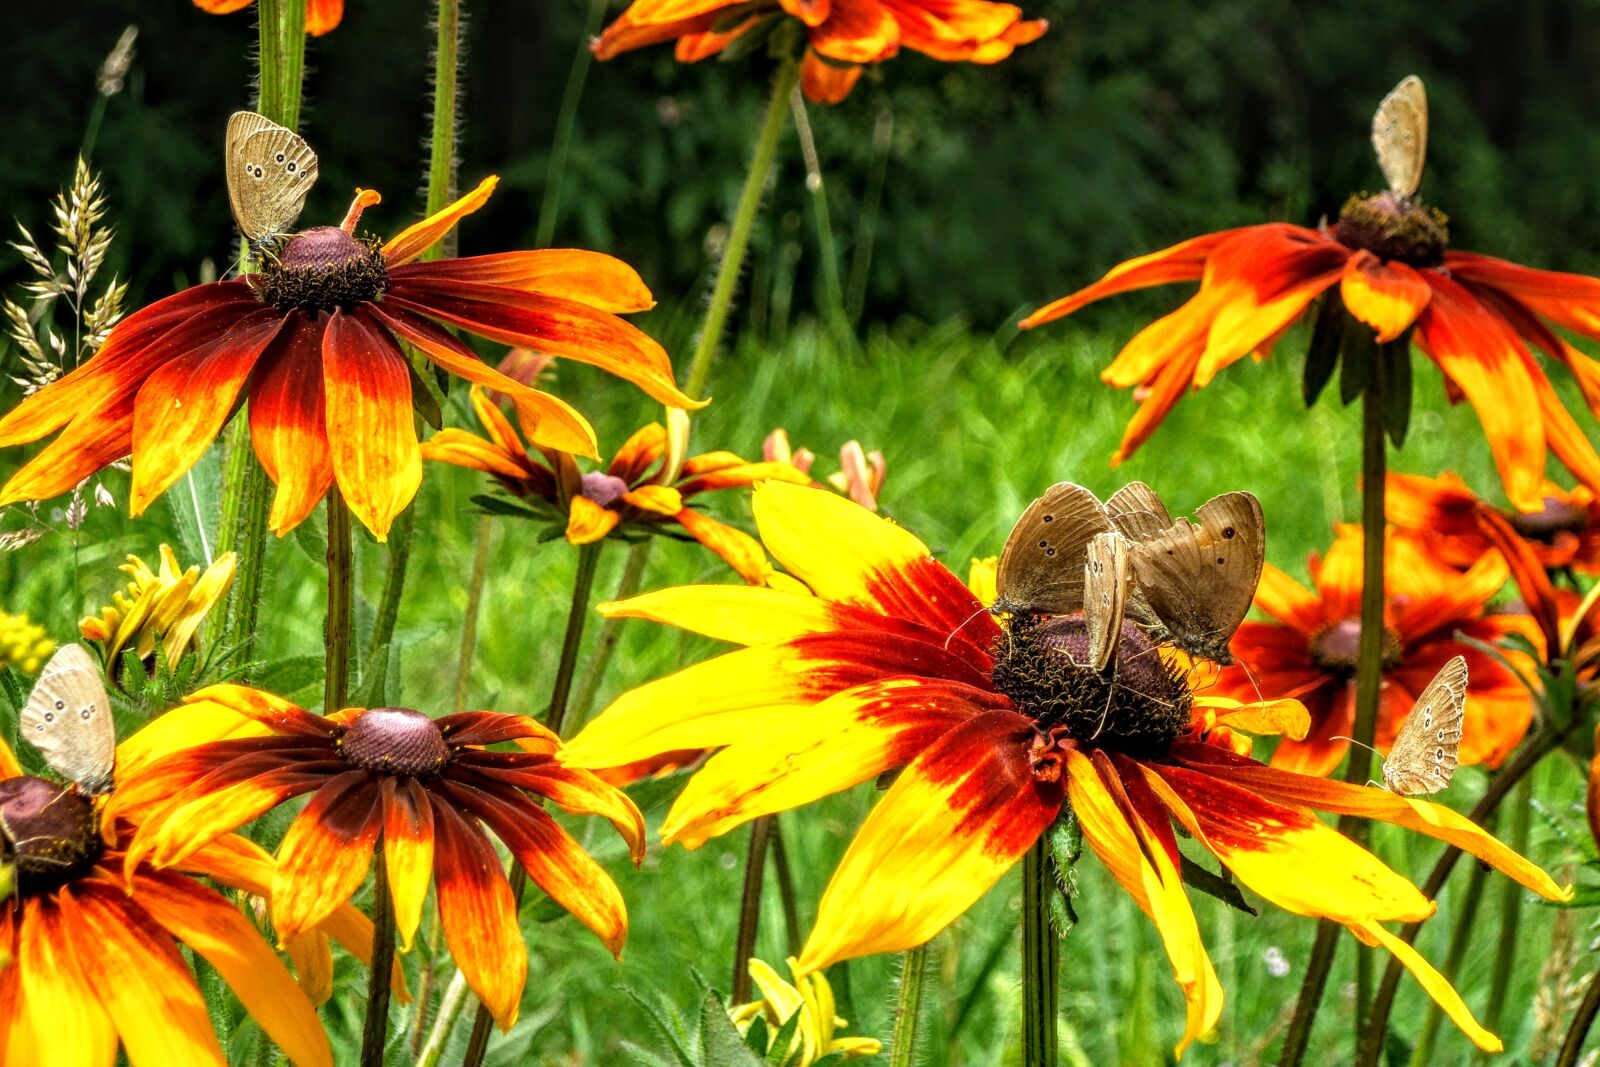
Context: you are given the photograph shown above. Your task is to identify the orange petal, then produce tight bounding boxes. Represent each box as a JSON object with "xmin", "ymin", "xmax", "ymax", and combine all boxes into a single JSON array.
[
  {"xmin": 0, "ymin": 393, "xmax": 133, "ymax": 506},
  {"xmin": 430, "ymin": 801, "xmax": 527, "ymax": 1030},
  {"xmin": 676, "ymin": 16, "xmax": 761, "ymax": 61},
  {"xmin": 1414, "ymin": 274, "xmax": 1547, "ymax": 512},
  {"xmin": 1110, "ymin": 333, "xmax": 1203, "ymax": 465},
  {"xmin": 1021, "ymin": 229, "xmax": 1243, "ymax": 330},
  {"xmin": 420, "ymin": 428, "xmax": 532, "ymax": 480},
  {"xmin": 322, "ymin": 310, "xmax": 422, "ymax": 540},
  {"xmin": 565, "ymin": 497, "xmax": 621, "ymax": 544},
  {"xmin": 482, "ymin": 758, "xmax": 647, "ymax": 863},
  {"xmin": 392, "ymin": 250, "xmax": 655, "ymax": 314},
  {"xmin": 808, "ymin": 0, "xmax": 900, "ymax": 63},
  {"xmin": 876, "ymin": 0, "xmax": 1020, "ymax": 60},
  {"xmin": 1340, "ymin": 251, "xmax": 1432, "ymax": 343},
  {"xmin": 1252, "ymin": 563, "xmax": 1325, "ymax": 634},
  {"xmin": 382, "ymin": 176, "xmax": 498, "ymax": 267},
  {"xmin": 797, "ymin": 711, "xmax": 1060, "ymax": 971},
  {"xmin": 306, "ymin": 0, "xmax": 343, "ymax": 35},
  {"xmin": 13, "ymin": 895, "xmax": 117, "ymax": 1066},
  {"xmin": 250, "ymin": 311, "xmax": 335, "ymax": 535},
  {"xmin": 800, "ymin": 50, "xmax": 863, "ymax": 104},
  {"xmin": 129, "ymin": 870, "xmax": 333, "ymax": 1067},
  {"xmin": 1350, "ymin": 919, "xmax": 1501, "ymax": 1051},
  {"xmin": 380, "ymin": 778, "xmax": 436, "ymax": 953},
  {"xmin": 271, "ymin": 772, "xmax": 382, "ymax": 941},
  {"xmin": 675, "ymin": 509, "xmax": 771, "ymax": 584}
]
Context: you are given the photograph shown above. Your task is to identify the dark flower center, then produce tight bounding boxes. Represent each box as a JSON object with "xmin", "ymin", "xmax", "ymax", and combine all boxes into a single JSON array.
[
  {"xmin": 579, "ymin": 472, "xmax": 630, "ymax": 509},
  {"xmin": 0, "ymin": 776, "xmax": 103, "ymax": 897},
  {"xmin": 257, "ymin": 226, "xmax": 388, "ymax": 313},
  {"xmin": 1333, "ymin": 192, "xmax": 1449, "ymax": 267},
  {"xmin": 1309, "ymin": 617, "xmax": 1403, "ymax": 673},
  {"xmin": 991, "ymin": 615, "xmax": 1193, "ymax": 759},
  {"xmin": 337, "ymin": 707, "xmax": 452, "ymax": 778},
  {"xmin": 1507, "ymin": 496, "xmax": 1588, "ymax": 543}
]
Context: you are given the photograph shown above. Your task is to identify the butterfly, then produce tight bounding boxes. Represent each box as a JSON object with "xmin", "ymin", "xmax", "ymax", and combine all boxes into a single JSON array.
[
  {"xmin": 1112, "ymin": 487, "xmax": 1265, "ymax": 666},
  {"xmin": 1381, "ymin": 654, "xmax": 1467, "ymax": 795},
  {"xmin": 992, "ymin": 482, "xmax": 1113, "ymax": 620},
  {"xmin": 225, "ymin": 111, "xmax": 320, "ymax": 245},
  {"xmin": 20, "ymin": 644, "xmax": 115, "ymax": 796},
  {"xmin": 1083, "ymin": 530, "xmax": 1130, "ymax": 672},
  {"xmin": 1372, "ymin": 75, "xmax": 1428, "ymax": 203}
]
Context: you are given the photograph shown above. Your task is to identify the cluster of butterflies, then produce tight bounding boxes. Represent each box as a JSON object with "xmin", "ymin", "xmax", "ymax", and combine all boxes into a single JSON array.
[
  {"xmin": 987, "ymin": 481, "xmax": 1467, "ymax": 796},
  {"xmin": 226, "ymin": 111, "xmax": 320, "ymax": 248}
]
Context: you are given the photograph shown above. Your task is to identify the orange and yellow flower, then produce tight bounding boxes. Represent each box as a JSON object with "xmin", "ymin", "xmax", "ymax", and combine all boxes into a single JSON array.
[
  {"xmin": 1021, "ymin": 214, "xmax": 1600, "ymax": 514},
  {"xmin": 0, "ymin": 178, "xmax": 697, "ymax": 540},
  {"xmin": 0, "ymin": 723, "xmax": 394, "ymax": 1067},
  {"xmin": 78, "ymin": 544, "xmax": 236, "ymax": 669},
  {"xmin": 730, "ymin": 956, "xmax": 881, "ymax": 1064},
  {"xmin": 764, "ymin": 428, "xmax": 886, "ymax": 511},
  {"xmin": 593, "ymin": 0, "xmax": 1047, "ymax": 104},
  {"xmin": 561, "ymin": 482, "xmax": 1567, "ymax": 1055},
  {"xmin": 1387, "ymin": 471, "xmax": 1600, "ymax": 574},
  {"xmin": 425, "ymin": 386, "xmax": 809, "ymax": 583},
  {"xmin": 1213, "ymin": 524, "xmax": 1534, "ymax": 777},
  {"xmin": 192, "ymin": 0, "xmax": 342, "ymax": 36},
  {"xmin": 113, "ymin": 687, "xmax": 645, "ymax": 1031}
]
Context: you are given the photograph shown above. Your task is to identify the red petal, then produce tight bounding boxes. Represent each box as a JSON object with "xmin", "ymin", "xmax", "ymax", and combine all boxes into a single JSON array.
[
  {"xmin": 390, "ymin": 250, "xmax": 654, "ymax": 313},
  {"xmin": 430, "ymin": 800, "xmax": 526, "ymax": 1030},
  {"xmin": 322, "ymin": 310, "xmax": 422, "ymax": 540},
  {"xmin": 250, "ymin": 311, "xmax": 335, "ymax": 535}
]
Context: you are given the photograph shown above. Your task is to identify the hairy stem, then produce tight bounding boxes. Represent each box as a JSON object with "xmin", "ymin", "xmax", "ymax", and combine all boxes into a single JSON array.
[
  {"xmin": 683, "ymin": 57, "xmax": 800, "ymax": 399},
  {"xmin": 359, "ymin": 836, "xmax": 395, "ymax": 1067},
  {"xmin": 1408, "ymin": 857, "xmax": 1491, "ymax": 1065},
  {"xmin": 1281, "ymin": 359, "xmax": 1387, "ymax": 1064},
  {"xmin": 535, "ymin": 0, "xmax": 608, "ymax": 247},
  {"xmin": 415, "ymin": 969, "xmax": 470, "ymax": 1067},
  {"xmin": 732, "ymin": 816, "xmax": 775, "ymax": 1003},
  {"xmin": 323, "ymin": 491, "xmax": 353, "ymax": 712},
  {"xmin": 888, "ymin": 944, "xmax": 930, "ymax": 1067},
  {"xmin": 568, "ymin": 539, "xmax": 651, "ymax": 727},
  {"xmin": 788, "ymin": 86, "xmax": 847, "ymax": 336},
  {"xmin": 451, "ymin": 517, "xmax": 495, "ymax": 713},
  {"xmin": 1557, "ymin": 963, "xmax": 1600, "ymax": 1067},
  {"xmin": 1022, "ymin": 839, "xmax": 1059, "ymax": 1067},
  {"xmin": 769, "ymin": 817, "xmax": 802, "ymax": 953},
  {"xmin": 425, "ymin": 0, "xmax": 462, "ymax": 256}
]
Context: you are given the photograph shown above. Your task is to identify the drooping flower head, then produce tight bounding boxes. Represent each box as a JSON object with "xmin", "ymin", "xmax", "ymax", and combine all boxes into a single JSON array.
[
  {"xmin": 561, "ymin": 483, "xmax": 1568, "ymax": 1055},
  {"xmin": 0, "ymin": 178, "xmax": 699, "ymax": 540},
  {"xmin": 1214, "ymin": 524, "xmax": 1536, "ymax": 777},
  {"xmin": 114, "ymin": 687, "xmax": 646, "ymax": 1031},
  {"xmin": 192, "ymin": 0, "xmax": 342, "ymax": 36},
  {"xmin": 1387, "ymin": 471, "xmax": 1600, "ymax": 574},
  {"xmin": 0, "ymin": 717, "xmax": 399, "ymax": 1067},
  {"xmin": 424, "ymin": 385, "xmax": 809, "ymax": 583},
  {"xmin": 1020, "ymin": 96, "xmax": 1600, "ymax": 515},
  {"xmin": 593, "ymin": 0, "xmax": 1047, "ymax": 104},
  {"xmin": 78, "ymin": 544, "xmax": 236, "ymax": 670},
  {"xmin": 729, "ymin": 957, "xmax": 882, "ymax": 1065}
]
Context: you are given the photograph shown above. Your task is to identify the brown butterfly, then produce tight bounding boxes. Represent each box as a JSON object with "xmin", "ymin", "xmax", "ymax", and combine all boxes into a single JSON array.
[
  {"xmin": 1372, "ymin": 75, "xmax": 1428, "ymax": 203},
  {"xmin": 992, "ymin": 482, "xmax": 1113, "ymax": 619},
  {"xmin": 1381, "ymin": 655, "xmax": 1467, "ymax": 795},
  {"xmin": 1083, "ymin": 530, "xmax": 1130, "ymax": 671},
  {"xmin": 1118, "ymin": 489, "xmax": 1265, "ymax": 665},
  {"xmin": 226, "ymin": 111, "xmax": 320, "ymax": 245}
]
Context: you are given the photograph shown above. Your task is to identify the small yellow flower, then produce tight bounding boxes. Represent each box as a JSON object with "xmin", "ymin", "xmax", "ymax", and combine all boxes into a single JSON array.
[
  {"xmin": 79, "ymin": 545, "xmax": 236, "ymax": 668},
  {"xmin": 729, "ymin": 957, "xmax": 881, "ymax": 1066},
  {"xmin": 0, "ymin": 611, "xmax": 54, "ymax": 674},
  {"xmin": 967, "ymin": 556, "xmax": 998, "ymax": 608}
]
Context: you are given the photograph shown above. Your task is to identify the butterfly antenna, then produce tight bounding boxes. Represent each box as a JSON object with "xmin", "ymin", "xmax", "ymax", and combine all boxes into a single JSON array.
[
  {"xmin": 1236, "ymin": 658, "xmax": 1266, "ymax": 704},
  {"xmin": 1328, "ymin": 735, "xmax": 1384, "ymax": 758},
  {"xmin": 943, "ymin": 604, "xmax": 989, "ymax": 653}
]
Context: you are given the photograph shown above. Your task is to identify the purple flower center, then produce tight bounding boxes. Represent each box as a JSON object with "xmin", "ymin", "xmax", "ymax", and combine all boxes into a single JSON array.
[
  {"xmin": 257, "ymin": 226, "xmax": 388, "ymax": 312},
  {"xmin": 0, "ymin": 776, "xmax": 102, "ymax": 896},
  {"xmin": 338, "ymin": 707, "xmax": 452, "ymax": 778},
  {"xmin": 1310, "ymin": 617, "xmax": 1403, "ymax": 673},
  {"xmin": 580, "ymin": 472, "xmax": 630, "ymax": 509},
  {"xmin": 1333, "ymin": 191, "xmax": 1449, "ymax": 267},
  {"xmin": 1508, "ymin": 496, "xmax": 1588, "ymax": 543}
]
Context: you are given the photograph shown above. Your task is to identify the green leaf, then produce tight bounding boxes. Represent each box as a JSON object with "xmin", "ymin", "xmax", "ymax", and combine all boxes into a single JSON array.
[
  {"xmin": 255, "ymin": 655, "xmax": 324, "ymax": 699},
  {"xmin": 1178, "ymin": 853, "xmax": 1258, "ymax": 915},
  {"xmin": 293, "ymin": 509, "xmax": 328, "ymax": 567},
  {"xmin": 1302, "ymin": 296, "xmax": 1345, "ymax": 407},
  {"xmin": 619, "ymin": 986, "xmax": 697, "ymax": 1067},
  {"xmin": 406, "ymin": 358, "xmax": 445, "ymax": 431},
  {"xmin": 764, "ymin": 1007, "xmax": 803, "ymax": 1065},
  {"xmin": 0, "ymin": 668, "xmax": 23, "ymax": 714},
  {"xmin": 1339, "ymin": 315, "xmax": 1377, "ymax": 405},
  {"xmin": 1381, "ymin": 337, "xmax": 1413, "ymax": 446},
  {"xmin": 699, "ymin": 991, "xmax": 766, "ymax": 1067}
]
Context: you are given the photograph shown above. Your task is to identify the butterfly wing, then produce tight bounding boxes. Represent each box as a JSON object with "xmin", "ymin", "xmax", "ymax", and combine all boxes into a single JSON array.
[
  {"xmin": 993, "ymin": 482, "xmax": 1112, "ymax": 617},
  {"xmin": 226, "ymin": 111, "xmax": 318, "ymax": 241},
  {"xmin": 1127, "ymin": 491, "xmax": 1264, "ymax": 664},
  {"xmin": 20, "ymin": 644, "xmax": 115, "ymax": 795},
  {"xmin": 1372, "ymin": 75, "xmax": 1428, "ymax": 201},
  {"xmin": 1382, "ymin": 655, "xmax": 1467, "ymax": 795},
  {"xmin": 1084, "ymin": 531, "xmax": 1130, "ymax": 671},
  {"xmin": 1106, "ymin": 481, "xmax": 1174, "ymax": 542}
]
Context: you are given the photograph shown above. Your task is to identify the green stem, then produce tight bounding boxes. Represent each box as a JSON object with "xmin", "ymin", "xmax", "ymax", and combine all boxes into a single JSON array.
[
  {"xmin": 1022, "ymin": 839, "xmax": 1058, "ymax": 1067},
  {"xmin": 683, "ymin": 57, "xmax": 800, "ymax": 399},
  {"xmin": 1354, "ymin": 728, "xmax": 1565, "ymax": 1064},
  {"xmin": 1480, "ymin": 776, "xmax": 1532, "ymax": 1036},
  {"xmin": 568, "ymin": 539, "xmax": 652, "ymax": 728},
  {"xmin": 845, "ymin": 107, "xmax": 892, "ymax": 324},
  {"xmin": 360, "ymin": 504, "xmax": 413, "ymax": 703},
  {"xmin": 731, "ymin": 816, "xmax": 774, "ymax": 1003},
  {"xmin": 458, "ymin": 542, "xmax": 603, "ymax": 1066},
  {"xmin": 787, "ymin": 86, "xmax": 847, "ymax": 336},
  {"xmin": 323, "ymin": 491, "xmax": 354, "ymax": 712},
  {"xmin": 1557, "ymin": 964, "xmax": 1600, "ymax": 1067},
  {"xmin": 888, "ymin": 944, "xmax": 930, "ymax": 1067},
  {"xmin": 451, "ymin": 517, "xmax": 495, "ymax": 713},
  {"xmin": 1408, "ymin": 858, "xmax": 1491, "ymax": 1065},
  {"xmin": 360, "ymin": 836, "xmax": 395, "ymax": 1067},
  {"xmin": 1281, "ymin": 359, "xmax": 1388, "ymax": 1065},
  {"xmin": 407, "ymin": 908, "xmax": 442, "ymax": 1061},
  {"xmin": 416, "ymin": 970, "xmax": 470, "ymax": 1067},
  {"xmin": 424, "ymin": 0, "xmax": 462, "ymax": 257},
  {"xmin": 536, "ymin": 0, "xmax": 608, "ymax": 247},
  {"xmin": 769, "ymin": 817, "xmax": 802, "ymax": 954}
]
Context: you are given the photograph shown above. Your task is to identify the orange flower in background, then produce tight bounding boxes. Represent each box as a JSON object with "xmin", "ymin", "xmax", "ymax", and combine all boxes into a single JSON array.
[
  {"xmin": 561, "ymin": 482, "xmax": 1567, "ymax": 1055},
  {"xmin": 0, "ymin": 177, "xmax": 698, "ymax": 540},
  {"xmin": 114, "ymin": 686, "xmax": 645, "ymax": 1031},
  {"xmin": 193, "ymin": 0, "xmax": 342, "ymax": 36},
  {"xmin": 0, "ymin": 720, "xmax": 400, "ymax": 1067},
  {"xmin": 593, "ymin": 0, "xmax": 1047, "ymax": 104},
  {"xmin": 764, "ymin": 428, "xmax": 886, "ymax": 511},
  {"xmin": 425, "ymin": 386, "xmax": 809, "ymax": 583},
  {"xmin": 1020, "ymin": 212, "xmax": 1600, "ymax": 514},
  {"xmin": 1387, "ymin": 471, "xmax": 1600, "ymax": 573},
  {"xmin": 1215, "ymin": 525, "xmax": 1534, "ymax": 778}
]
